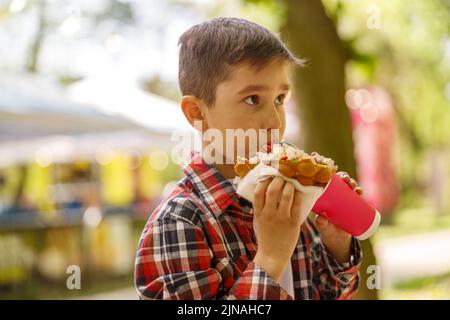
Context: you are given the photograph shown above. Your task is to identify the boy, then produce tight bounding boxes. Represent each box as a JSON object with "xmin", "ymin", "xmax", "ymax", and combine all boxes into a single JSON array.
[{"xmin": 135, "ymin": 17, "xmax": 362, "ymax": 300}]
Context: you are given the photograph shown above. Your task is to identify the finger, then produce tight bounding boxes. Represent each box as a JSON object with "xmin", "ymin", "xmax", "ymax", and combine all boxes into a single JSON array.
[
  {"xmin": 355, "ymin": 186, "xmax": 364, "ymax": 195},
  {"xmin": 337, "ymin": 171, "xmax": 349, "ymax": 178},
  {"xmin": 278, "ymin": 182, "xmax": 295, "ymax": 218},
  {"xmin": 265, "ymin": 177, "xmax": 286, "ymax": 210},
  {"xmin": 253, "ymin": 178, "xmax": 272, "ymax": 213},
  {"xmin": 337, "ymin": 172, "xmax": 350, "ymax": 183},
  {"xmin": 349, "ymin": 178, "xmax": 358, "ymax": 189},
  {"xmin": 290, "ymin": 191, "xmax": 302, "ymax": 224},
  {"xmin": 315, "ymin": 214, "xmax": 329, "ymax": 228}
]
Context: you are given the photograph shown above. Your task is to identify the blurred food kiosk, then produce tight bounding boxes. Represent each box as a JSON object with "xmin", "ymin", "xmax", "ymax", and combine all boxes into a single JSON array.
[{"xmin": 0, "ymin": 75, "xmax": 193, "ymax": 294}]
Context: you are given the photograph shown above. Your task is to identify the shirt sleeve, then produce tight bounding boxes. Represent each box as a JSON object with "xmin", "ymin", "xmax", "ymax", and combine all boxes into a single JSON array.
[
  {"xmin": 305, "ymin": 217, "xmax": 362, "ymax": 300},
  {"xmin": 228, "ymin": 261, "xmax": 293, "ymax": 300},
  {"xmin": 134, "ymin": 206, "xmax": 293, "ymax": 300}
]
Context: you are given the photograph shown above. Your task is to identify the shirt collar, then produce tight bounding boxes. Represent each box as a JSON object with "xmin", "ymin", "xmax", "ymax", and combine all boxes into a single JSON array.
[{"xmin": 183, "ymin": 151, "xmax": 252, "ymax": 217}]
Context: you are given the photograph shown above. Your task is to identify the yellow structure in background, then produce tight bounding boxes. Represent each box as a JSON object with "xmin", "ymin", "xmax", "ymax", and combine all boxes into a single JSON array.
[
  {"xmin": 100, "ymin": 153, "xmax": 135, "ymax": 206},
  {"xmin": 138, "ymin": 155, "xmax": 163, "ymax": 201},
  {"xmin": 24, "ymin": 163, "xmax": 55, "ymax": 217}
]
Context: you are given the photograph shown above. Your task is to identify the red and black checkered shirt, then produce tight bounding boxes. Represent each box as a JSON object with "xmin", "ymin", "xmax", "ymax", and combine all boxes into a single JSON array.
[{"xmin": 135, "ymin": 152, "xmax": 362, "ymax": 300}]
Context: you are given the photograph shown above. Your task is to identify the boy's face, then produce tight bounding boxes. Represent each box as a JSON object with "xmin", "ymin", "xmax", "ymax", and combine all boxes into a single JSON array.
[{"xmin": 201, "ymin": 58, "xmax": 291, "ymax": 162}]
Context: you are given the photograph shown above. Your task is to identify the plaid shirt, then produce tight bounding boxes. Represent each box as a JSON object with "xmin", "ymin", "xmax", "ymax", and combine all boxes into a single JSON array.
[{"xmin": 135, "ymin": 152, "xmax": 362, "ymax": 300}]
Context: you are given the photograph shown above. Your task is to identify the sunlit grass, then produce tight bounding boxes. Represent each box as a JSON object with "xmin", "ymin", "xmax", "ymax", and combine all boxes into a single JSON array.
[
  {"xmin": 374, "ymin": 198, "xmax": 450, "ymax": 299},
  {"xmin": 380, "ymin": 271, "xmax": 450, "ymax": 300},
  {"xmin": 374, "ymin": 204, "xmax": 450, "ymax": 242}
]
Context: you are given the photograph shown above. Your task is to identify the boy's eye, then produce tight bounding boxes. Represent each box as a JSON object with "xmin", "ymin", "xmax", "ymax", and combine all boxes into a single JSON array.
[
  {"xmin": 244, "ymin": 95, "xmax": 259, "ymax": 106},
  {"xmin": 275, "ymin": 94, "xmax": 285, "ymax": 106}
]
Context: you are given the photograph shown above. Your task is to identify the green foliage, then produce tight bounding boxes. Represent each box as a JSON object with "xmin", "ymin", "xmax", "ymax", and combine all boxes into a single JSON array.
[
  {"xmin": 321, "ymin": 0, "xmax": 450, "ymax": 195},
  {"xmin": 94, "ymin": 0, "xmax": 134, "ymax": 25},
  {"xmin": 240, "ymin": 0, "xmax": 287, "ymax": 32}
]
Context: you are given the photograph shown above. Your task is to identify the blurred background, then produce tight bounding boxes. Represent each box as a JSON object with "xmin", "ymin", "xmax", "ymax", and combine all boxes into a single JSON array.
[{"xmin": 0, "ymin": 0, "xmax": 449, "ymax": 300}]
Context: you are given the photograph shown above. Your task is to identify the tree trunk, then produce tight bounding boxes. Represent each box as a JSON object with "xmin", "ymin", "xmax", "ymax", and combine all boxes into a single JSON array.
[
  {"xmin": 26, "ymin": 0, "xmax": 46, "ymax": 73},
  {"xmin": 281, "ymin": 0, "xmax": 379, "ymax": 300}
]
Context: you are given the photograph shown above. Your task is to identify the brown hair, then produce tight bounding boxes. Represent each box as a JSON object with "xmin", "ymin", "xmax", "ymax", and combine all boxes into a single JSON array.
[{"xmin": 178, "ymin": 17, "xmax": 304, "ymax": 107}]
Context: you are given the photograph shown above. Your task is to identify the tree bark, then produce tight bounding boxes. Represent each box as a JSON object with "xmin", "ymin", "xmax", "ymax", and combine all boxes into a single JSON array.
[
  {"xmin": 26, "ymin": 0, "xmax": 46, "ymax": 73},
  {"xmin": 281, "ymin": 0, "xmax": 379, "ymax": 300}
]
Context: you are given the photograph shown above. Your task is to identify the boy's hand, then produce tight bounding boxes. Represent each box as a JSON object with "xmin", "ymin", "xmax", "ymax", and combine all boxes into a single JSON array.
[
  {"xmin": 314, "ymin": 171, "xmax": 363, "ymax": 264},
  {"xmin": 253, "ymin": 177, "xmax": 303, "ymax": 283}
]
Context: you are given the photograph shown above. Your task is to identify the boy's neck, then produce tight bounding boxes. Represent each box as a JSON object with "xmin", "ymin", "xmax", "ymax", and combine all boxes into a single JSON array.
[
  {"xmin": 211, "ymin": 162, "xmax": 236, "ymax": 180},
  {"xmin": 201, "ymin": 149, "xmax": 236, "ymax": 180}
]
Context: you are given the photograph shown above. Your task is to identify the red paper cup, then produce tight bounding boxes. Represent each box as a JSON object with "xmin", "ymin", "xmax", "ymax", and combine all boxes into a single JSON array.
[{"xmin": 312, "ymin": 174, "xmax": 381, "ymax": 240}]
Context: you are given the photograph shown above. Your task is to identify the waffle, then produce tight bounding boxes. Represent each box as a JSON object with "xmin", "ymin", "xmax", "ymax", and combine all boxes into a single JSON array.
[{"xmin": 234, "ymin": 142, "xmax": 338, "ymax": 187}]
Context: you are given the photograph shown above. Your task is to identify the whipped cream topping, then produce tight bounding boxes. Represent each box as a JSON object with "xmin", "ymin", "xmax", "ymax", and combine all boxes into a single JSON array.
[{"xmin": 239, "ymin": 142, "xmax": 335, "ymax": 167}]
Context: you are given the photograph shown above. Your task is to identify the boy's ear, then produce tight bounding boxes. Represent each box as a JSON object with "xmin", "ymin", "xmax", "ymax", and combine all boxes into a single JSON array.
[{"xmin": 180, "ymin": 95, "xmax": 208, "ymax": 131}]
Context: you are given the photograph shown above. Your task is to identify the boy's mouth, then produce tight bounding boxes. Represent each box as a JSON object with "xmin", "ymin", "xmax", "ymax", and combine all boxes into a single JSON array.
[
  {"xmin": 260, "ymin": 142, "xmax": 273, "ymax": 153},
  {"xmin": 264, "ymin": 128, "xmax": 282, "ymax": 152}
]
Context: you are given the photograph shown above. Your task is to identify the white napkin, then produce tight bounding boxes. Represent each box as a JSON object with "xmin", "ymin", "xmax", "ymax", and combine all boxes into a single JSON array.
[{"xmin": 234, "ymin": 162, "xmax": 326, "ymax": 298}]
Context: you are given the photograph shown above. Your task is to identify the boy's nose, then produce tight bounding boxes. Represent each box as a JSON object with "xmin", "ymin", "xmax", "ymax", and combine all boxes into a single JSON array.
[
  {"xmin": 260, "ymin": 128, "xmax": 281, "ymax": 148},
  {"xmin": 262, "ymin": 107, "xmax": 282, "ymax": 134}
]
